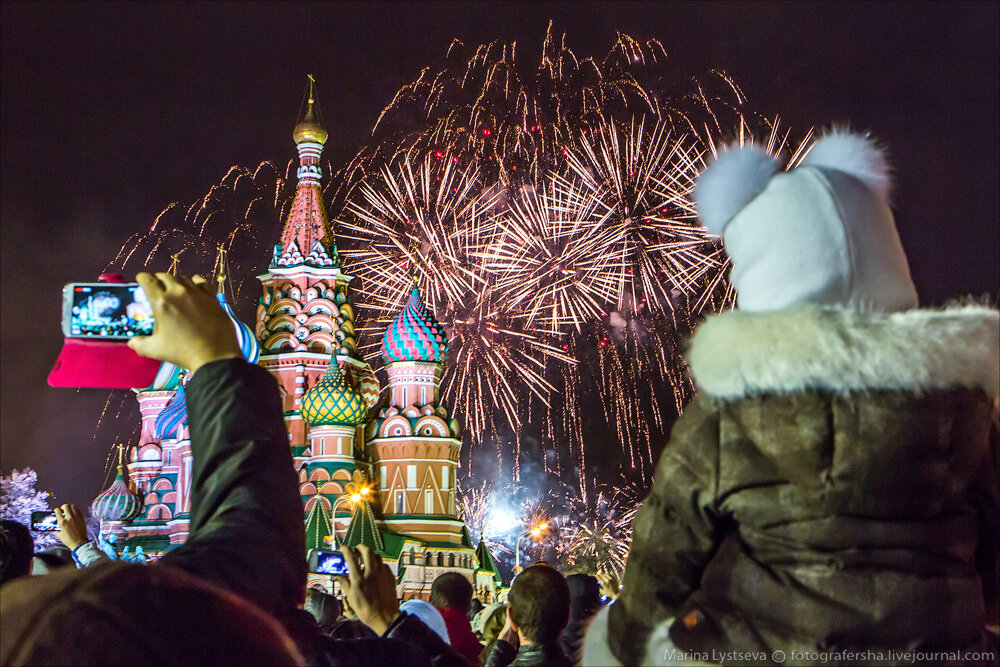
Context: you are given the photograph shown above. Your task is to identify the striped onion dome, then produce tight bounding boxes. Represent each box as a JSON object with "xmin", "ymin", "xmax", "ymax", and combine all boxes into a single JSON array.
[
  {"xmin": 91, "ymin": 467, "xmax": 141, "ymax": 522},
  {"xmin": 301, "ymin": 361, "xmax": 367, "ymax": 426},
  {"xmin": 143, "ymin": 362, "xmax": 184, "ymax": 392},
  {"xmin": 216, "ymin": 293, "xmax": 261, "ymax": 364},
  {"xmin": 153, "ymin": 385, "xmax": 188, "ymax": 441},
  {"xmin": 382, "ymin": 287, "xmax": 448, "ymax": 363}
]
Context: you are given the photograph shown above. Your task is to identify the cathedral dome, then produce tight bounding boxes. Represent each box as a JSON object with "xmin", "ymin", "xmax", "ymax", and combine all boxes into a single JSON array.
[
  {"xmin": 216, "ymin": 293, "xmax": 261, "ymax": 363},
  {"xmin": 143, "ymin": 362, "xmax": 184, "ymax": 392},
  {"xmin": 91, "ymin": 467, "xmax": 141, "ymax": 522},
  {"xmin": 293, "ymin": 82, "xmax": 327, "ymax": 146},
  {"xmin": 153, "ymin": 385, "xmax": 188, "ymax": 441},
  {"xmin": 301, "ymin": 361, "xmax": 368, "ymax": 426},
  {"xmin": 382, "ymin": 287, "xmax": 448, "ymax": 363}
]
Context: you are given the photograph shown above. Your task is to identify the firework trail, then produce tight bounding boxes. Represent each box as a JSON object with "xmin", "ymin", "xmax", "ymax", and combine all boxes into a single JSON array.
[{"xmin": 339, "ymin": 151, "xmax": 576, "ymax": 452}]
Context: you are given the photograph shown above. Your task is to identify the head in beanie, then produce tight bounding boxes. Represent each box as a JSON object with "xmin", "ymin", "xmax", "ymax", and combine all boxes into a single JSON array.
[{"xmin": 694, "ymin": 130, "xmax": 918, "ymax": 313}]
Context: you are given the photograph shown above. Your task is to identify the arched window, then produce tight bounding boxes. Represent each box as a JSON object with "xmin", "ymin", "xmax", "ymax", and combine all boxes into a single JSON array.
[
  {"xmin": 448, "ymin": 553, "xmax": 455, "ymax": 567},
  {"xmin": 437, "ymin": 552, "xmax": 444, "ymax": 567}
]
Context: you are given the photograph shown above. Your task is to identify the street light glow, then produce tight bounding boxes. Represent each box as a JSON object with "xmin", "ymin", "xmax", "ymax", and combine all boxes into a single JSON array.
[{"xmin": 351, "ymin": 493, "xmax": 362, "ymax": 502}]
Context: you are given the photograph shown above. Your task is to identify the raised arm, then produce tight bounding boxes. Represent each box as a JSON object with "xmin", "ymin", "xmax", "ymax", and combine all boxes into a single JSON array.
[{"xmin": 129, "ymin": 273, "xmax": 306, "ymax": 616}]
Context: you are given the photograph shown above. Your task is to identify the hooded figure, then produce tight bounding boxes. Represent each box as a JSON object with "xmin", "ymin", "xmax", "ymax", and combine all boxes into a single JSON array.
[
  {"xmin": 584, "ymin": 130, "xmax": 999, "ymax": 666},
  {"xmin": 401, "ymin": 599, "xmax": 452, "ymax": 645}
]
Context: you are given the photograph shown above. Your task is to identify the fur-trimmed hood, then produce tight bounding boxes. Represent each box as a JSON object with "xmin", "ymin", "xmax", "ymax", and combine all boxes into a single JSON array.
[{"xmin": 688, "ymin": 304, "xmax": 999, "ymax": 399}]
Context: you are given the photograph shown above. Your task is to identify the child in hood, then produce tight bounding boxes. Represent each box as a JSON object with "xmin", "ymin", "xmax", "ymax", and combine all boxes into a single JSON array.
[{"xmin": 585, "ymin": 130, "xmax": 999, "ymax": 666}]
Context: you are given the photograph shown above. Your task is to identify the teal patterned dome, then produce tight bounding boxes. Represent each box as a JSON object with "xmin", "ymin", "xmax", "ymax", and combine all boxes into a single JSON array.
[
  {"xmin": 91, "ymin": 467, "xmax": 141, "ymax": 522},
  {"xmin": 382, "ymin": 287, "xmax": 448, "ymax": 363}
]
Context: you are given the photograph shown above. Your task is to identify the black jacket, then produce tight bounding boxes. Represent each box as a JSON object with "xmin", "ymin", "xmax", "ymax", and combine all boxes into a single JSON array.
[
  {"xmin": 485, "ymin": 639, "xmax": 573, "ymax": 667},
  {"xmin": 160, "ymin": 359, "xmax": 306, "ymax": 616}
]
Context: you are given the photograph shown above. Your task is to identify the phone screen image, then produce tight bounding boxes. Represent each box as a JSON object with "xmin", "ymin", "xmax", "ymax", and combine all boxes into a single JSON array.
[
  {"xmin": 64, "ymin": 283, "xmax": 154, "ymax": 339},
  {"xmin": 30, "ymin": 511, "xmax": 59, "ymax": 532},
  {"xmin": 314, "ymin": 551, "xmax": 349, "ymax": 576}
]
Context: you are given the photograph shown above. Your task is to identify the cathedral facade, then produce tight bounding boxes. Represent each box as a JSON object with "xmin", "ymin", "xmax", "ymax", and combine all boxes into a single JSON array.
[{"xmin": 93, "ymin": 83, "xmax": 501, "ymax": 602}]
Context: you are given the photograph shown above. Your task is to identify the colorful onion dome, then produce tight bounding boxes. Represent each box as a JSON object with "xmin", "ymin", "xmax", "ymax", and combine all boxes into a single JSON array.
[
  {"xmin": 382, "ymin": 287, "xmax": 448, "ymax": 363},
  {"xmin": 153, "ymin": 385, "xmax": 188, "ymax": 441},
  {"xmin": 143, "ymin": 362, "xmax": 184, "ymax": 392},
  {"xmin": 91, "ymin": 467, "xmax": 141, "ymax": 522},
  {"xmin": 216, "ymin": 293, "xmax": 261, "ymax": 364},
  {"xmin": 301, "ymin": 360, "xmax": 367, "ymax": 426},
  {"xmin": 354, "ymin": 361, "xmax": 381, "ymax": 409}
]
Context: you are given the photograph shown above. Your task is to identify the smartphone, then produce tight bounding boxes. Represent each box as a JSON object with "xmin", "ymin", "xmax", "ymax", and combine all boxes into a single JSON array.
[
  {"xmin": 30, "ymin": 511, "xmax": 59, "ymax": 532},
  {"xmin": 62, "ymin": 283, "xmax": 154, "ymax": 339},
  {"xmin": 310, "ymin": 550, "xmax": 350, "ymax": 576}
]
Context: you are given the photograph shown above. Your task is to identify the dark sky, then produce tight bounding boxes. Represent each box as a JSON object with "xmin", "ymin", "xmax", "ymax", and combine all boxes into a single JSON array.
[{"xmin": 2, "ymin": 2, "xmax": 997, "ymax": 507}]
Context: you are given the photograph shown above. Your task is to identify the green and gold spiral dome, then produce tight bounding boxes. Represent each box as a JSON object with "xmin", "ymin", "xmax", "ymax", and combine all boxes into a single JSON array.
[{"xmin": 301, "ymin": 360, "xmax": 367, "ymax": 426}]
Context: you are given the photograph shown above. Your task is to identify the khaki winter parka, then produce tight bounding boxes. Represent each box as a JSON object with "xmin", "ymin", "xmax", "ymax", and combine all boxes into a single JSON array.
[{"xmin": 604, "ymin": 305, "xmax": 999, "ymax": 666}]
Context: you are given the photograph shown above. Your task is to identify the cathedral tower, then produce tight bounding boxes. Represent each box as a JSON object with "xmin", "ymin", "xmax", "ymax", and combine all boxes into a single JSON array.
[
  {"xmin": 254, "ymin": 77, "xmax": 379, "ymax": 548},
  {"xmin": 366, "ymin": 284, "xmax": 464, "ymax": 544}
]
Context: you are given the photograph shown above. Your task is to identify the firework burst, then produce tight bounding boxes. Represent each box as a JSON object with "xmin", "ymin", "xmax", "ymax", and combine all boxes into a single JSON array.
[
  {"xmin": 100, "ymin": 28, "xmax": 811, "ymax": 493},
  {"xmin": 552, "ymin": 487, "xmax": 638, "ymax": 578}
]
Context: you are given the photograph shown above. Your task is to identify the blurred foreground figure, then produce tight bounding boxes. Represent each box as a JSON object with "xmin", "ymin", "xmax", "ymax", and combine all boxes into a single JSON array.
[
  {"xmin": 0, "ymin": 520, "xmax": 34, "ymax": 584},
  {"xmin": 1, "ymin": 272, "xmax": 303, "ymax": 666},
  {"xmin": 586, "ymin": 131, "xmax": 999, "ymax": 666},
  {"xmin": 2, "ymin": 562, "xmax": 300, "ymax": 664}
]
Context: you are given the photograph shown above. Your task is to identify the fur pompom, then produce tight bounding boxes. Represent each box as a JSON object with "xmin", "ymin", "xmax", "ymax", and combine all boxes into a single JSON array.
[
  {"xmin": 694, "ymin": 143, "xmax": 780, "ymax": 235},
  {"xmin": 802, "ymin": 130, "xmax": 891, "ymax": 202}
]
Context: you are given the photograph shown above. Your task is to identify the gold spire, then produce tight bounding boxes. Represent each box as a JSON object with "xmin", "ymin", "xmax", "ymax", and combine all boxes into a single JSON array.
[
  {"xmin": 212, "ymin": 245, "xmax": 229, "ymax": 295},
  {"xmin": 409, "ymin": 238, "xmax": 420, "ymax": 287},
  {"xmin": 293, "ymin": 74, "xmax": 328, "ymax": 145},
  {"xmin": 116, "ymin": 442, "xmax": 125, "ymax": 477}
]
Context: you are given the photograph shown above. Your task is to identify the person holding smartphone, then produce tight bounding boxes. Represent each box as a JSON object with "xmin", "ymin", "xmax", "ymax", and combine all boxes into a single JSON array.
[
  {"xmin": 2, "ymin": 273, "xmax": 304, "ymax": 665},
  {"xmin": 3, "ymin": 272, "xmax": 469, "ymax": 666}
]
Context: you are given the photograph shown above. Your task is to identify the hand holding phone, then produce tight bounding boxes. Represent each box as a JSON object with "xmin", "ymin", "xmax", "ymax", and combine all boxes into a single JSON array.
[
  {"xmin": 53, "ymin": 504, "xmax": 89, "ymax": 550},
  {"xmin": 126, "ymin": 273, "xmax": 242, "ymax": 375}
]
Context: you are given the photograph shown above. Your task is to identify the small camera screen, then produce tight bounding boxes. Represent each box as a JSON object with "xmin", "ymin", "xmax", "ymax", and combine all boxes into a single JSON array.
[
  {"xmin": 31, "ymin": 511, "xmax": 59, "ymax": 532},
  {"xmin": 69, "ymin": 285, "xmax": 154, "ymax": 338},
  {"xmin": 315, "ymin": 551, "xmax": 349, "ymax": 576}
]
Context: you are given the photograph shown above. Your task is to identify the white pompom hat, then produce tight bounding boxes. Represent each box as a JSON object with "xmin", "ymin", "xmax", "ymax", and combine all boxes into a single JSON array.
[{"xmin": 694, "ymin": 130, "xmax": 918, "ymax": 313}]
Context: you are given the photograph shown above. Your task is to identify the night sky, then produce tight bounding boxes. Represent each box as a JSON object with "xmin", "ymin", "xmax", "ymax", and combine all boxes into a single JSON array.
[{"xmin": 2, "ymin": 2, "xmax": 997, "ymax": 507}]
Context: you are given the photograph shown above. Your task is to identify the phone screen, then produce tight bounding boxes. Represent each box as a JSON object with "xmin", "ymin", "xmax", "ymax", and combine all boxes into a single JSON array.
[
  {"xmin": 63, "ymin": 283, "xmax": 154, "ymax": 339},
  {"xmin": 30, "ymin": 511, "xmax": 59, "ymax": 532},
  {"xmin": 314, "ymin": 551, "xmax": 349, "ymax": 576}
]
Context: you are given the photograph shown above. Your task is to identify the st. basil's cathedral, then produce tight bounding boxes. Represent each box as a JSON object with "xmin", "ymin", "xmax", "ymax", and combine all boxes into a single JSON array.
[{"xmin": 89, "ymin": 82, "xmax": 503, "ymax": 602}]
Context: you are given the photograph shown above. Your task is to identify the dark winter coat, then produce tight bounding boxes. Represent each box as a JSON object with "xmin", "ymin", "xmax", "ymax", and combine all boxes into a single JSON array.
[
  {"xmin": 485, "ymin": 639, "xmax": 575, "ymax": 667},
  {"xmin": 591, "ymin": 306, "xmax": 999, "ymax": 666},
  {"xmin": 160, "ymin": 358, "xmax": 307, "ymax": 617}
]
